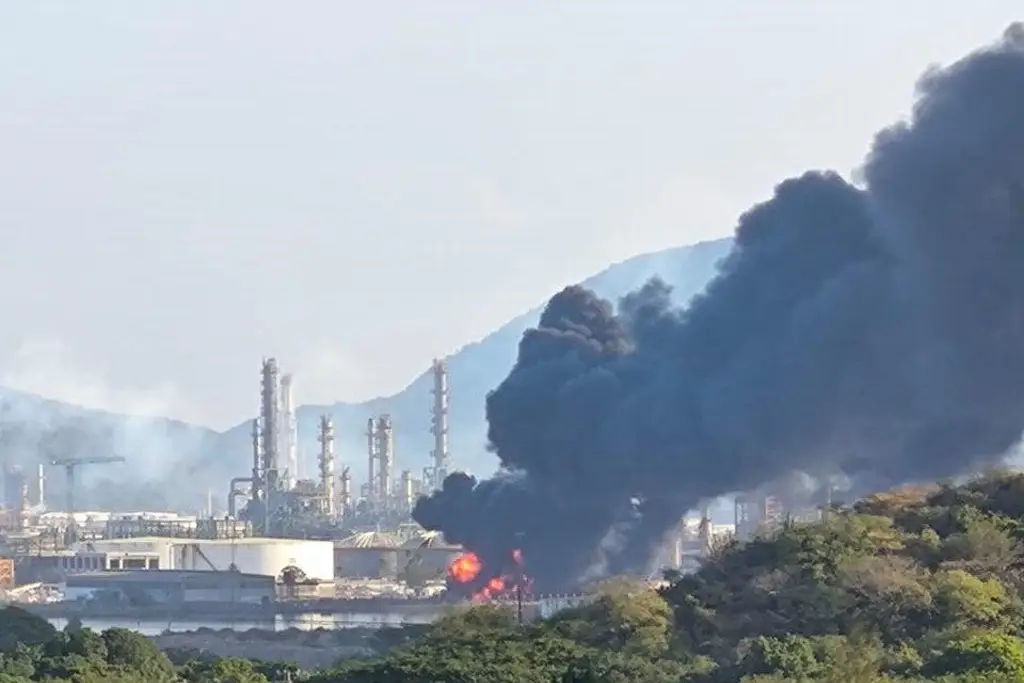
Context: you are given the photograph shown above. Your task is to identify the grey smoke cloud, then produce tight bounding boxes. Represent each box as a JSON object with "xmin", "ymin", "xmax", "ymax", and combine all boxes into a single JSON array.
[{"xmin": 414, "ymin": 25, "xmax": 1024, "ymax": 591}]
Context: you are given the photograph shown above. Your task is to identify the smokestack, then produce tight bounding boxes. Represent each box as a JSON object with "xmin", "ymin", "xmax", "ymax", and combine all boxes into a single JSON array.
[
  {"xmin": 430, "ymin": 357, "xmax": 451, "ymax": 490},
  {"xmin": 375, "ymin": 415, "xmax": 394, "ymax": 503},
  {"xmin": 36, "ymin": 462, "xmax": 45, "ymax": 509},
  {"xmin": 260, "ymin": 358, "xmax": 281, "ymax": 495},
  {"xmin": 400, "ymin": 469, "xmax": 414, "ymax": 512},
  {"xmin": 250, "ymin": 419, "xmax": 261, "ymax": 504},
  {"xmin": 339, "ymin": 466, "xmax": 353, "ymax": 516},
  {"xmin": 281, "ymin": 373, "xmax": 298, "ymax": 490},
  {"xmin": 365, "ymin": 417, "xmax": 377, "ymax": 507},
  {"xmin": 17, "ymin": 477, "xmax": 28, "ymax": 530},
  {"xmin": 318, "ymin": 415, "xmax": 336, "ymax": 517}
]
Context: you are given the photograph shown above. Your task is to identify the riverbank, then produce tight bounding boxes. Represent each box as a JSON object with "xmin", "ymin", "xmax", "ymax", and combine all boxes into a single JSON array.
[
  {"xmin": 23, "ymin": 596, "xmax": 452, "ymax": 621},
  {"xmin": 151, "ymin": 625, "xmax": 424, "ymax": 668}
]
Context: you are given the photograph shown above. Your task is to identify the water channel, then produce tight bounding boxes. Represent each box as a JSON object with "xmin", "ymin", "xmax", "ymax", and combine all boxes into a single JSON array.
[{"xmin": 46, "ymin": 610, "xmax": 438, "ymax": 635}]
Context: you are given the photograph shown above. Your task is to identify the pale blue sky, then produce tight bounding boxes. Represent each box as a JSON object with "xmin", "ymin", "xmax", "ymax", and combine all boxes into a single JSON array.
[{"xmin": 0, "ymin": 2, "xmax": 1019, "ymax": 428}]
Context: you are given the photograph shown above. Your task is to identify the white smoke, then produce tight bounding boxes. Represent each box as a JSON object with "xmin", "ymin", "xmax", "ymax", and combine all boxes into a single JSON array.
[
  {"xmin": 0, "ymin": 337, "xmax": 212, "ymax": 509},
  {"xmin": 0, "ymin": 336, "xmax": 198, "ymax": 423},
  {"xmin": 292, "ymin": 342, "xmax": 377, "ymax": 405}
]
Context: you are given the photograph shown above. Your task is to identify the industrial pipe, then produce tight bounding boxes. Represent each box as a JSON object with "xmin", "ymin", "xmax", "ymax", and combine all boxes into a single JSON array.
[{"xmin": 227, "ymin": 477, "xmax": 253, "ymax": 517}]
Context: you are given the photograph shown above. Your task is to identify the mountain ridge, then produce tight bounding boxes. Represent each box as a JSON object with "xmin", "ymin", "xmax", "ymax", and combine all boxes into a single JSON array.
[{"xmin": 0, "ymin": 237, "xmax": 733, "ymax": 511}]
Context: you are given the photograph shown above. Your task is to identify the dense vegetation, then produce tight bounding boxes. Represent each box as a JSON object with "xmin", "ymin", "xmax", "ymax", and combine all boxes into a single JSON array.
[{"xmin": 10, "ymin": 472, "xmax": 1024, "ymax": 681}]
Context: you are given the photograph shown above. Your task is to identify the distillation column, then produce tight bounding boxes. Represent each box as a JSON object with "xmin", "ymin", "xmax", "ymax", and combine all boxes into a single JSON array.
[
  {"xmin": 317, "ymin": 415, "xmax": 335, "ymax": 517},
  {"xmin": 400, "ymin": 470, "xmax": 414, "ymax": 513},
  {"xmin": 249, "ymin": 419, "xmax": 262, "ymax": 505},
  {"xmin": 35, "ymin": 463, "xmax": 45, "ymax": 509},
  {"xmin": 365, "ymin": 418, "xmax": 377, "ymax": 507},
  {"xmin": 375, "ymin": 415, "xmax": 394, "ymax": 505},
  {"xmin": 281, "ymin": 374, "xmax": 298, "ymax": 490},
  {"xmin": 339, "ymin": 467, "xmax": 353, "ymax": 517},
  {"xmin": 260, "ymin": 358, "xmax": 281, "ymax": 518},
  {"xmin": 430, "ymin": 357, "xmax": 451, "ymax": 491}
]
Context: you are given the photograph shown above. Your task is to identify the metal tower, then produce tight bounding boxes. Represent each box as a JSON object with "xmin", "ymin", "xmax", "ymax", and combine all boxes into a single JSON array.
[
  {"xmin": 281, "ymin": 373, "xmax": 298, "ymax": 490},
  {"xmin": 375, "ymin": 415, "xmax": 394, "ymax": 503},
  {"xmin": 429, "ymin": 357, "xmax": 451, "ymax": 491},
  {"xmin": 317, "ymin": 415, "xmax": 335, "ymax": 517},
  {"xmin": 365, "ymin": 417, "xmax": 377, "ymax": 507}
]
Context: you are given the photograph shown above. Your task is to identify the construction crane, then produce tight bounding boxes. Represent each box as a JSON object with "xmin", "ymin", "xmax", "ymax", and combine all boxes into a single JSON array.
[{"xmin": 50, "ymin": 456, "xmax": 126, "ymax": 527}]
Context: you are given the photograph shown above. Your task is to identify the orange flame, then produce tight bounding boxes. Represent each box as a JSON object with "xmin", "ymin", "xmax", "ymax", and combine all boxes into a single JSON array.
[
  {"xmin": 448, "ymin": 552, "xmax": 482, "ymax": 583},
  {"xmin": 449, "ymin": 548, "xmax": 530, "ymax": 602}
]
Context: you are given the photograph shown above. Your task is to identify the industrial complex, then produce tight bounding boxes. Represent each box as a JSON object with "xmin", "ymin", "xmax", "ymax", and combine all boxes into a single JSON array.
[{"xmin": 0, "ymin": 355, "xmax": 799, "ymax": 617}]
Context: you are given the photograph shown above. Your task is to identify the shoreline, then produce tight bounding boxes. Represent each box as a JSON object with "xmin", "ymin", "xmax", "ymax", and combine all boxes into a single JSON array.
[{"xmin": 22, "ymin": 597, "xmax": 455, "ymax": 621}]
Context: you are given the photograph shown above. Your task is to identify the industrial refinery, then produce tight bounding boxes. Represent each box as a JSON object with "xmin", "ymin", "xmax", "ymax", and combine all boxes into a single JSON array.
[
  {"xmin": 0, "ymin": 352, "xmax": 812, "ymax": 615},
  {"xmin": 223, "ymin": 356, "xmax": 454, "ymax": 538}
]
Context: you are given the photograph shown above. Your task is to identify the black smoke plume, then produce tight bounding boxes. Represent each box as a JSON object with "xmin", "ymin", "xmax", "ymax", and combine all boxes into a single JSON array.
[{"xmin": 413, "ymin": 25, "xmax": 1024, "ymax": 591}]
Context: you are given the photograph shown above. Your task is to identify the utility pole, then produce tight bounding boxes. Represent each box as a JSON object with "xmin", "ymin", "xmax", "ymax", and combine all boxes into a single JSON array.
[
  {"xmin": 516, "ymin": 582, "xmax": 523, "ymax": 625},
  {"xmin": 515, "ymin": 531, "xmax": 525, "ymax": 625}
]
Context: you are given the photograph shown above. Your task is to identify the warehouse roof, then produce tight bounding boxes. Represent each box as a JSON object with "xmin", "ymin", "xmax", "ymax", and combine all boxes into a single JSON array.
[
  {"xmin": 335, "ymin": 531, "xmax": 401, "ymax": 548},
  {"xmin": 82, "ymin": 536, "xmax": 330, "ymax": 548},
  {"xmin": 399, "ymin": 530, "xmax": 461, "ymax": 550}
]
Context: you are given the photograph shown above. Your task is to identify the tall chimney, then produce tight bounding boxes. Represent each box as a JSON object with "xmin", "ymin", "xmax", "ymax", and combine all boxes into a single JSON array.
[
  {"xmin": 250, "ymin": 418, "xmax": 262, "ymax": 505},
  {"xmin": 365, "ymin": 418, "xmax": 377, "ymax": 507},
  {"xmin": 260, "ymin": 358, "xmax": 281, "ymax": 494},
  {"xmin": 400, "ymin": 469, "xmax": 414, "ymax": 512},
  {"xmin": 375, "ymin": 415, "xmax": 394, "ymax": 504},
  {"xmin": 430, "ymin": 357, "xmax": 451, "ymax": 491},
  {"xmin": 318, "ymin": 415, "xmax": 336, "ymax": 517},
  {"xmin": 339, "ymin": 466, "xmax": 353, "ymax": 516},
  {"xmin": 36, "ymin": 462, "xmax": 45, "ymax": 509},
  {"xmin": 280, "ymin": 373, "xmax": 298, "ymax": 489},
  {"xmin": 17, "ymin": 477, "xmax": 28, "ymax": 530}
]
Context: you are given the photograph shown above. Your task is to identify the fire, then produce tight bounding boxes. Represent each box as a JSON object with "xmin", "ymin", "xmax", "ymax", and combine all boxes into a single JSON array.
[
  {"xmin": 448, "ymin": 552, "xmax": 482, "ymax": 583},
  {"xmin": 472, "ymin": 576, "xmax": 507, "ymax": 602},
  {"xmin": 448, "ymin": 548, "xmax": 530, "ymax": 602}
]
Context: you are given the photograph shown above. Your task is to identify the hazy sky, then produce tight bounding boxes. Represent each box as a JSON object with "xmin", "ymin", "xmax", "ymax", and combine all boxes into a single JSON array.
[{"xmin": 0, "ymin": 2, "xmax": 1019, "ymax": 429}]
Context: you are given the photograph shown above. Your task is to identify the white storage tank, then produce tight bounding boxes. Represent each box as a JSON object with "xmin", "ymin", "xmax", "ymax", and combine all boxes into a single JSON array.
[
  {"xmin": 80, "ymin": 536, "xmax": 334, "ymax": 582},
  {"xmin": 172, "ymin": 538, "xmax": 334, "ymax": 582}
]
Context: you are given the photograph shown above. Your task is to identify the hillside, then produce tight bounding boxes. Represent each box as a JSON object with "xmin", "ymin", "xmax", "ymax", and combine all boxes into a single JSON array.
[
  {"xmin": 0, "ymin": 238, "xmax": 732, "ymax": 512},
  {"xmin": 214, "ymin": 237, "xmax": 733, "ymax": 493}
]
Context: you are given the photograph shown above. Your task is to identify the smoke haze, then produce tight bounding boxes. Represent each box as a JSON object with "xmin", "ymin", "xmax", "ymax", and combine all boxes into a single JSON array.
[
  {"xmin": 0, "ymin": 337, "xmax": 215, "ymax": 510},
  {"xmin": 414, "ymin": 25, "xmax": 1024, "ymax": 590}
]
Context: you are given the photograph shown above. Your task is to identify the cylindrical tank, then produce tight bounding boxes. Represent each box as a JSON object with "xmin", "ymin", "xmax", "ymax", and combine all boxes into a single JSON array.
[
  {"xmin": 333, "ymin": 531, "xmax": 401, "ymax": 579},
  {"xmin": 172, "ymin": 539, "xmax": 334, "ymax": 581}
]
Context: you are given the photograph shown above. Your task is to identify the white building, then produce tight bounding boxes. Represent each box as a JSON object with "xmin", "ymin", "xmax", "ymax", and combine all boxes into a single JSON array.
[{"xmin": 69, "ymin": 537, "xmax": 333, "ymax": 581}]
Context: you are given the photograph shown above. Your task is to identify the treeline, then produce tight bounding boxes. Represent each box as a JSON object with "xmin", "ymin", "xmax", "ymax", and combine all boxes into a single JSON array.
[{"xmin": 9, "ymin": 472, "xmax": 1024, "ymax": 682}]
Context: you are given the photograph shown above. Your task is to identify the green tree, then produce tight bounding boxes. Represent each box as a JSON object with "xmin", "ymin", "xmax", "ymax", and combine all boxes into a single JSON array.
[
  {"xmin": 926, "ymin": 631, "xmax": 1024, "ymax": 678},
  {"xmin": 186, "ymin": 658, "xmax": 269, "ymax": 683},
  {"xmin": 741, "ymin": 635, "xmax": 821, "ymax": 679},
  {"xmin": 932, "ymin": 569, "xmax": 1015, "ymax": 632},
  {"xmin": 548, "ymin": 579, "xmax": 673, "ymax": 657},
  {"xmin": 102, "ymin": 627, "xmax": 177, "ymax": 682},
  {"xmin": 0, "ymin": 607, "xmax": 57, "ymax": 652}
]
